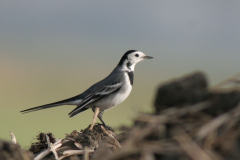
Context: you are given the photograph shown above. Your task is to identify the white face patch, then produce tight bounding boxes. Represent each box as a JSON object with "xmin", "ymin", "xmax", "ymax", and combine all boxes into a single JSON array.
[
  {"xmin": 127, "ymin": 51, "xmax": 146, "ymax": 63},
  {"xmin": 122, "ymin": 51, "xmax": 145, "ymax": 71}
]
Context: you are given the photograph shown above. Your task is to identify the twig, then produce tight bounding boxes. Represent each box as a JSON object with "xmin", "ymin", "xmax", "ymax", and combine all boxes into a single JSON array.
[
  {"xmin": 59, "ymin": 150, "xmax": 94, "ymax": 160},
  {"xmin": 212, "ymin": 73, "xmax": 240, "ymax": 89},
  {"xmin": 135, "ymin": 101, "xmax": 211, "ymax": 124},
  {"xmin": 90, "ymin": 107, "xmax": 100, "ymax": 130},
  {"xmin": 9, "ymin": 131, "xmax": 17, "ymax": 144},
  {"xmin": 101, "ymin": 126, "xmax": 122, "ymax": 148},
  {"xmin": 84, "ymin": 147, "xmax": 90, "ymax": 160},
  {"xmin": 196, "ymin": 102, "xmax": 240, "ymax": 140},
  {"xmin": 173, "ymin": 127, "xmax": 213, "ymax": 160},
  {"xmin": 161, "ymin": 101, "xmax": 211, "ymax": 117},
  {"xmin": 47, "ymin": 136, "xmax": 62, "ymax": 160},
  {"xmin": 75, "ymin": 142, "xmax": 83, "ymax": 149},
  {"xmin": 34, "ymin": 149, "xmax": 51, "ymax": 160},
  {"xmin": 34, "ymin": 135, "xmax": 62, "ymax": 160},
  {"xmin": 196, "ymin": 113, "xmax": 230, "ymax": 140}
]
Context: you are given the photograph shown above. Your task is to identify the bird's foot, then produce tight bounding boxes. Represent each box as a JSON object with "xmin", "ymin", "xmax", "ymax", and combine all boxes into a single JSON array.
[{"xmin": 102, "ymin": 124, "xmax": 114, "ymax": 131}]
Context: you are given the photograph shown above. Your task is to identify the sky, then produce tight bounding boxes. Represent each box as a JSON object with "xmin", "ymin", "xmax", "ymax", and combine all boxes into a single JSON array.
[{"xmin": 1, "ymin": 1, "xmax": 240, "ymax": 148}]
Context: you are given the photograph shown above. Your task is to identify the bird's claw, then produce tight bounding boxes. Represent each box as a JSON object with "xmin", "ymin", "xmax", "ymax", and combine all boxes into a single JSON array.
[{"xmin": 102, "ymin": 124, "xmax": 113, "ymax": 131}]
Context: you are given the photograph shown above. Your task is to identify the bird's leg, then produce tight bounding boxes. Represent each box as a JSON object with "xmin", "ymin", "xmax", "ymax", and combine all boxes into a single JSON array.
[
  {"xmin": 97, "ymin": 111, "xmax": 106, "ymax": 126},
  {"xmin": 91, "ymin": 108, "xmax": 111, "ymax": 130},
  {"xmin": 97, "ymin": 111, "xmax": 111, "ymax": 130},
  {"xmin": 90, "ymin": 107, "xmax": 99, "ymax": 130}
]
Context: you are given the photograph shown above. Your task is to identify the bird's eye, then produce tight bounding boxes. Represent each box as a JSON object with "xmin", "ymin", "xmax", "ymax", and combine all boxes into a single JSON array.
[{"xmin": 135, "ymin": 54, "xmax": 139, "ymax": 57}]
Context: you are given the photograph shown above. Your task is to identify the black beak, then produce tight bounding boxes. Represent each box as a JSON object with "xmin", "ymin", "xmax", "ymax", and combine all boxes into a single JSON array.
[{"xmin": 144, "ymin": 56, "xmax": 153, "ymax": 59}]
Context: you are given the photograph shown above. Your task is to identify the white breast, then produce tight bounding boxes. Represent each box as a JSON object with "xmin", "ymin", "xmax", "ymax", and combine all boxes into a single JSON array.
[{"xmin": 95, "ymin": 72, "xmax": 132, "ymax": 111}]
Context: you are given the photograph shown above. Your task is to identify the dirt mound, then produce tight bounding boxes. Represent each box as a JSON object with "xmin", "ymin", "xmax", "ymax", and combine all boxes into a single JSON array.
[{"xmin": 28, "ymin": 124, "xmax": 122, "ymax": 160}]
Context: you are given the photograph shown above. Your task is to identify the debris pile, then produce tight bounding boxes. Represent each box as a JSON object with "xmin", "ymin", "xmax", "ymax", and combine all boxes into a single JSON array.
[
  {"xmin": 2, "ymin": 71, "xmax": 240, "ymax": 160},
  {"xmin": 99, "ymin": 71, "xmax": 240, "ymax": 160},
  {"xmin": 27, "ymin": 124, "xmax": 122, "ymax": 160}
]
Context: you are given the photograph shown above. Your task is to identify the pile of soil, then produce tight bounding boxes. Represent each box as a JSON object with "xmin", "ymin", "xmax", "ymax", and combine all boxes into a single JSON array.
[
  {"xmin": 2, "ymin": 71, "xmax": 240, "ymax": 160},
  {"xmin": 27, "ymin": 124, "xmax": 122, "ymax": 160}
]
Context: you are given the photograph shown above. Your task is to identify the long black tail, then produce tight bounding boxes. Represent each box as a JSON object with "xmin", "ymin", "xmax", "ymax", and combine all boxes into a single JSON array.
[
  {"xmin": 20, "ymin": 96, "xmax": 81, "ymax": 114},
  {"xmin": 69, "ymin": 107, "xmax": 89, "ymax": 118}
]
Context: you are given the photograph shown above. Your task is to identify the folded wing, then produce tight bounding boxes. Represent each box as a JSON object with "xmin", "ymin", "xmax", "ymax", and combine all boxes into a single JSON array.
[{"xmin": 68, "ymin": 82, "xmax": 122, "ymax": 117}]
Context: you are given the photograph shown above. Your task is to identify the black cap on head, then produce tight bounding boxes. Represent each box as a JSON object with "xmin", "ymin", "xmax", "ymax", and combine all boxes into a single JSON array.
[{"xmin": 118, "ymin": 50, "xmax": 137, "ymax": 66}]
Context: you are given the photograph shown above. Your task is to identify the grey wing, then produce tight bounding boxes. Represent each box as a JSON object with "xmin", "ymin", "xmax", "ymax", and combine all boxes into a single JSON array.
[{"xmin": 68, "ymin": 82, "xmax": 122, "ymax": 117}]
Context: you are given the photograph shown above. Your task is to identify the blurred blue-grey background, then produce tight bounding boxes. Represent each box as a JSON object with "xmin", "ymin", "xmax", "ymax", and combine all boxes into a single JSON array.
[{"xmin": 1, "ymin": 1, "xmax": 240, "ymax": 148}]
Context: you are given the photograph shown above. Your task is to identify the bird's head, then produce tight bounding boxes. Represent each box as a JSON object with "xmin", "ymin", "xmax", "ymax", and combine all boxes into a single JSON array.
[{"xmin": 118, "ymin": 50, "xmax": 153, "ymax": 71}]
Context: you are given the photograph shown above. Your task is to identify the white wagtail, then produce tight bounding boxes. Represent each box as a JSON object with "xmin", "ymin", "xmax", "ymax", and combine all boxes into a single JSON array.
[{"xmin": 21, "ymin": 50, "xmax": 153, "ymax": 128}]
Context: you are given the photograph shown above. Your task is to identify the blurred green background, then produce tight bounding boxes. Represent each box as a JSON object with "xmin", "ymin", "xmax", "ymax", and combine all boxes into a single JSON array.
[{"xmin": 1, "ymin": 1, "xmax": 240, "ymax": 149}]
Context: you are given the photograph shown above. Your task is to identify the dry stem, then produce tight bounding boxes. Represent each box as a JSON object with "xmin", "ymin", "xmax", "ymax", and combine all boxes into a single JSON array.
[{"xmin": 9, "ymin": 131, "xmax": 17, "ymax": 144}]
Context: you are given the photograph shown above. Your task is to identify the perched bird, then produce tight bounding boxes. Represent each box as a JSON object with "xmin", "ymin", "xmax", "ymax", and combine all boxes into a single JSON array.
[{"xmin": 21, "ymin": 50, "xmax": 153, "ymax": 128}]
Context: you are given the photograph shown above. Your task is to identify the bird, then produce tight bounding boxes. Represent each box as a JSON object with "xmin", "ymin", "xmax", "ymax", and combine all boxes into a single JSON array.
[{"xmin": 21, "ymin": 50, "xmax": 153, "ymax": 128}]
